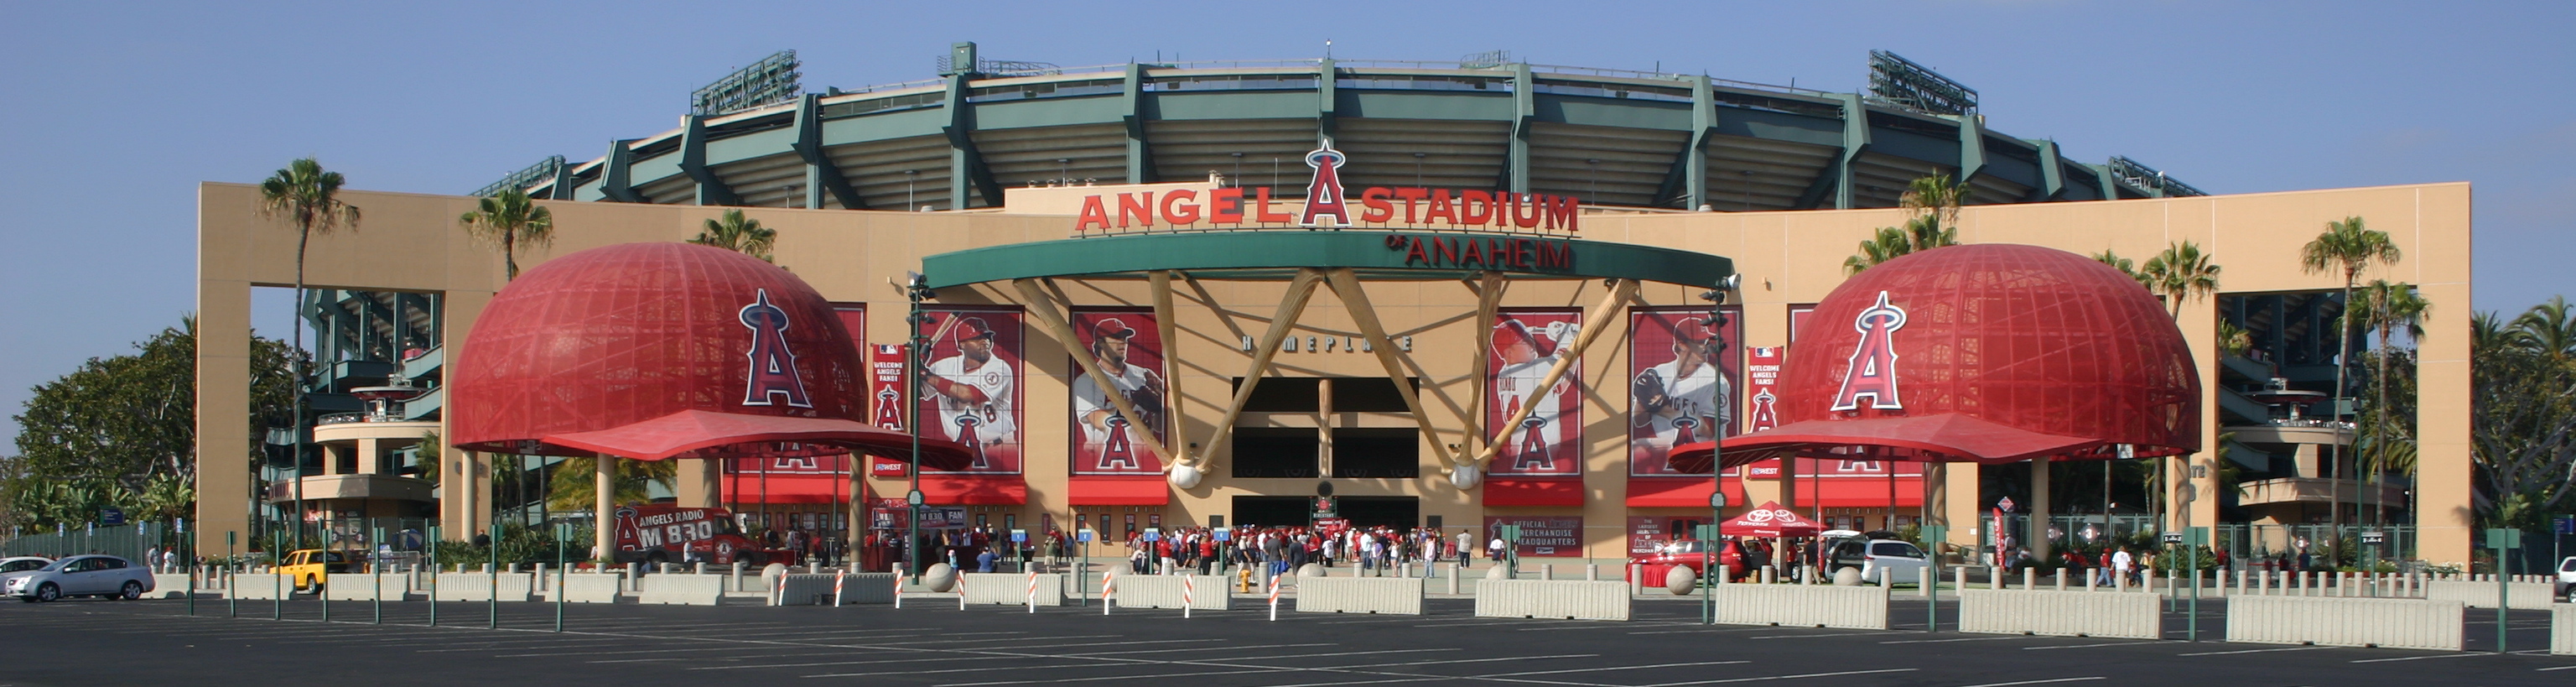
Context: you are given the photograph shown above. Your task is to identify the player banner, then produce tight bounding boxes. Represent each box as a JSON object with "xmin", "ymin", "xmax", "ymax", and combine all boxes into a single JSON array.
[
  {"xmin": 1067, "ymin": 309, "xmax": 1169, "ymax": 476},
  {"xmin": 866, "ymin": 343, "xmax": 911, "ymax": 477},
  {"xmin": 916, "ymin": 307, "xmax": 1024, "ymax": 474},
  {"xmin": 1627, "ymin": 306, "xmax": 1742, "ymax": 476},
  {"xmin": 1486, "ymin": 309, "xmax": 1582, "ymax": 476}
]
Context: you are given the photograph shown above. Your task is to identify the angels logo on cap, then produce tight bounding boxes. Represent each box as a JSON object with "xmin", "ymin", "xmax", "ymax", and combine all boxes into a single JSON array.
[
  {"xmin": 1830, "ymin": 291, "xmax": 1908, "ymax": 412},
  {"xmin": 1491, "ymin": 318, "xmax": 1560, "ymax": 357},
  {"xmin": 953, "ymin": 316, "xmax": 999, "ymax": 342},
  {"xmin": 1091, "ymin": 317, "xmax": 1135, "ymax": 341}
]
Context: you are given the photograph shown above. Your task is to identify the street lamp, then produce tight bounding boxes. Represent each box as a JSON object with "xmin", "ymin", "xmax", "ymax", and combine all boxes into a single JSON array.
[
  {"xmin": 1700, "ymin": 281, "xmax": 1733, "ymax": 625},
  {"xmin": 904, "ymin": 271, "xmax": 935, "ymax": 582}
]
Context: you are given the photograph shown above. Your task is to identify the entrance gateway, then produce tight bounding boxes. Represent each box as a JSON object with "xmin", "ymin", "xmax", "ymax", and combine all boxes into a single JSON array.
[{"xmin": 904, "ymin": 141, "xmax": 1735, "ymax": 538}]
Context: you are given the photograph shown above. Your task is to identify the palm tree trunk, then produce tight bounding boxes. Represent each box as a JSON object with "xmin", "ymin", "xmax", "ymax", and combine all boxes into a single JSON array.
[
  {"xmin": 2329, "ymin": 276, "xmax": 2354, "ymax": 566},
  {"xmin": 503, "ymin": 233, "xmax": 517, "ymax": 281},
  {"xmin": 292, "ymin": 232, "xmax": 309, "ymax": 553}
]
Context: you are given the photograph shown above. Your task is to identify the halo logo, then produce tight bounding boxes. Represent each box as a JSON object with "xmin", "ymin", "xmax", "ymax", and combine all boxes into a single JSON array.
[
  {"xmin": 1298, "ymin": 142, "xmax": 1351, "ymax": 227},
  {"xmin": 739, "ymin": 289, "xmax": 813, "ymax": 408},
  {"xmin": 1829, "ymin": 291, "xmax": 1907, "ymax": 412}
]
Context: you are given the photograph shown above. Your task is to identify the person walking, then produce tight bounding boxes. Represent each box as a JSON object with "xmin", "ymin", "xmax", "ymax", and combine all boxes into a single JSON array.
[{"xmin": 2111, "ymin": 547, "xmax": 2135, "ymax": 587}]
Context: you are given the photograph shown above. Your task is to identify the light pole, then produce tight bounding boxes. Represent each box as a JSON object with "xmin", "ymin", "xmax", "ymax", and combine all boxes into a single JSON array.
[
  {"xmin": 1700, "ymin": 284, "xmax": 1732, "ymax": 625},
  {"xmin": 904, "ymin": 273, "xmax": 934, "ymax": 582},
  {"xmin": 904, "ymin": 169, "xmax": 920, "ymax": 211}
]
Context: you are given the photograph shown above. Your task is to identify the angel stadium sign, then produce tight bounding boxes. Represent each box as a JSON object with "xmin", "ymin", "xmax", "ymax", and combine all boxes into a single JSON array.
[{"xmin": 1072, "ymin": 141, "xmax": 1583, "ymax": 235}]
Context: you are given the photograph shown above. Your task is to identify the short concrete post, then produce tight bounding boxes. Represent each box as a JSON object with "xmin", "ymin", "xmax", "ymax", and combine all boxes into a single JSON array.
[
  {"xmin": 625, "ymin": 562, "xmax": 641, "ymax": 591},
  {"xmin": 2115, "ymin": 569, "xmax": 2127, "ymax": 592},
  {"xmin": 2055, "ymin": 569, "xmax": 2067, "ymax": 591},
  {"xmin": 481, "ymin": 563, "xmax": 494, "ymax": 574},
  {"xmin": 1989, "ymin": 566, "xmax": 2002, "ymax": 590},
  {"xmin": 1586, "ymin": 564, "xmax": 1599, "ymax": 581},
  {"xmin": 1540, "ymin": 565, "xmax": 1553, "ymax": 580},
  {"xmin": 1919, "ymin": 570, "xmax": 1933, "ymax": 596},
  {"xmin": 2086, "ymin": 568, "xmax": 2098, "ymax": 591},
  {"xmin": 1954, "ymin": 566, "xmax": 1969, "ymax": 592},
  {"xmin": 2023, "ymin": 567, "xmax": 2036, "ymax": 591},
  {"xmin": 533, "ymin": 564, "xmax": 548, "ymax": 591},
  {"xmin": 693, "ymin": 562, "xmax": 705, "ymax": 575},
  {"xmin": 1447, "ymin": 564, "xmax": 1461, "ymax": 595}
]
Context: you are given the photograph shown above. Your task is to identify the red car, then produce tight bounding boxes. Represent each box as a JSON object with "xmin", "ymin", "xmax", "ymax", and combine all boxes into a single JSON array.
[{"xmin": 1633, "ymin": 539, "xmax": 1753, "ymax": 583}]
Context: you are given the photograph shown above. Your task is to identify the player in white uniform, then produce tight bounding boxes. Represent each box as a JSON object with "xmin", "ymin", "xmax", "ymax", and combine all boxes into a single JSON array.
[
  {"xmin": 923, "ymin": 316, "xmax": 1015, "ymax": 466},
  {"xmin": 1071, "ymin": 317, "xmax": 1165, "ymax": 471},
  {"xmin": 1631, "ymin": 318, "xmax": 1730, "ymax": 471},
  {"xmin": 1493, "ymin": 317, "xmax": 1574, "ymax": 472}
]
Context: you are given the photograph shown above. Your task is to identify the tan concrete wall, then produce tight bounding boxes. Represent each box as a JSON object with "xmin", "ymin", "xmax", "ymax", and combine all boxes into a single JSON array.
[{"xmin": 194, "ymin": 181, "xmax": 2475, "ymax": 565}]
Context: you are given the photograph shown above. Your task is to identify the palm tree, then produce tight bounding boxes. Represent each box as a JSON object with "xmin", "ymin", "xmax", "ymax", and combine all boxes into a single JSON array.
[
  {"xmin": 2091, "ymin": 249, "xmax": 2148, "ymax": 287},
  {"xmin": 458, "ymin": 188, "xmax": 555, "ymax": 281},
  {"xmin": 544, "ymin": 456, "xmax": 678, "ymax": 512},
  {"xmin": 2135, "ymin": 240, "xmax": 2222, "ymax": 533},
  {"xmin": 259, "ymin": 159, "xmax": 361, "ymax": 549},
  {"xmin": 689, "ymin": 209, "xmax": 777, "ymax": 262},
  {"xmin": 1844, "ymin": 175, "xmax": 1965, "ymax": 274},
  {"xmin": 2298, "ymin": 216, "xmax": 2401, "ymax": 557},
  {"xmin": 1843, "ymin": 226, "xmax": 1913, "ymax": 274},
  {"xmin": 2509, "ymin": 295, "xmax": 2576, "ymax": 362},
  {"xmin": 2355, "ymin": 279, "xmax": 2428, "ymax": 540}
]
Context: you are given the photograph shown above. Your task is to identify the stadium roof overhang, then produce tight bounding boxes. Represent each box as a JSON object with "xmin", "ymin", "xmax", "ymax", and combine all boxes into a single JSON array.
[{"xmin": 918, "ymin": 230, "xmax": 1733, "ymax": 289}]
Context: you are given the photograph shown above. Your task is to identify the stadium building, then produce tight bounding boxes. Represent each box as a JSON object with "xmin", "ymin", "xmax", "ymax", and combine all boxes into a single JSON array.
[{"xmin": 191, "ymin": 45, "xmax": 2475, "ymax": 567}]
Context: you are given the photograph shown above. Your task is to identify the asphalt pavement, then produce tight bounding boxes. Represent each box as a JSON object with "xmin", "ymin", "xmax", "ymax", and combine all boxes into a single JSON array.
[{"xmin": 3, "ymin": 594, "xmax": 2569, "ymax": 686}]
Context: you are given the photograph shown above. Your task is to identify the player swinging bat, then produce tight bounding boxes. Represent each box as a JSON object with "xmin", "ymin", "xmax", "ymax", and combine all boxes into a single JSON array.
[{"xmin": 921, "ymin": 315, "xmax": 1017, "ymax": 466}]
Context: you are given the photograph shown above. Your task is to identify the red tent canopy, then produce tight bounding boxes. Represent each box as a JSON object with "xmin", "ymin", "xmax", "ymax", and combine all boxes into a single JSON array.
[
  {"xmin": 1670, "ymin": 244, "xmax": 2199, "ymax": 473},
  {"xmin": 1720, "ymin": 501, "xmax": 1822, "ymax": 539},
  {"xmin": 542, "ymin": 409, "xmax": 973, "ymax": 470}
]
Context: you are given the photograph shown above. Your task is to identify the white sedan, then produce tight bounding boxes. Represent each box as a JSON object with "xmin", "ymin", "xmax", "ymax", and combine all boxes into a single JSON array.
[{"xmin": 6, "ymin": 554, "xmax": 154, "ymax": 602}]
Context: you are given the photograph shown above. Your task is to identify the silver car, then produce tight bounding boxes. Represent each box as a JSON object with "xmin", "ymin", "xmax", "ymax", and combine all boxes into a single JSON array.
[
  {"xmin": 6, "ymin": 554, "xmax": 154, "ymax": 602},
  {"xmin": 0, "ymin": 556, "xmax": 51, "ymax": 591}
]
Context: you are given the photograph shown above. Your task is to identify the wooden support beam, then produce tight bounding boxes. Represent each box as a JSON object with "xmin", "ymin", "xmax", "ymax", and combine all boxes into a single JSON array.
[
  {"xmin": 1465, "ymin": 272, "xmax": 1507, "ymax": 458},
  {"xmin": 1198, "ymin": 269, "xmax": 1324, "ymax": 470},
  {"xmin": 1468, "ymin": 278, "xmax": 1637, "ymax": 469},
  {"xmin": 1149, "ymin": 270, "xmax": 1183, "ymax": 450},
  {"xmin": 1322, "ymin": 268, "xmax": 1457, "ymax": 471},
  {"xmin": 1014, "ymin": 278, "xmax": 1180, "ymax": 471}
]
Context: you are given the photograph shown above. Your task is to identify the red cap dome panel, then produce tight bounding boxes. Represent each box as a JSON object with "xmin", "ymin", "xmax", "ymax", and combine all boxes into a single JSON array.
[{"xmin": 449, "ymin": 242, "xmax": 865, "ymax": 455}]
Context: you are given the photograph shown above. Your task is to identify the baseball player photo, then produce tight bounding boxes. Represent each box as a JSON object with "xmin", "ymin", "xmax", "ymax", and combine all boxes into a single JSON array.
[
  {"xmin": 919, "ymin": 312, "xmax": 1021, "ymax": 472},
  {"xmin": 1070, "ymin": 313, "xmax": 1168, "ymax": 475},
  {"xmin": 1628, "ymin": 308, "xmax": 1740, "ymax": 476},
  {"xmin": 1487, "ymin": 311, "xmax": 1581, "ymax": 475}
]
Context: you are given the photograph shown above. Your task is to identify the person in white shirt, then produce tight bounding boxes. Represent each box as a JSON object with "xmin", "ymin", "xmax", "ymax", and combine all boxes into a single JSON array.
[
  {"xmin": 923, "ymin": 316, "xmax": 1016, "ymax": 468},
  {"xmin": 2111, "ymin": 547, "xmax": 2135, "ymax": 586}
]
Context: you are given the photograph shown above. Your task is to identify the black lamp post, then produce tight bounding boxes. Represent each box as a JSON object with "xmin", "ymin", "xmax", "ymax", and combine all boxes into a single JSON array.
[{"xmin": 904, "ymin": 273, "xmax": 935, "ymax": 582}]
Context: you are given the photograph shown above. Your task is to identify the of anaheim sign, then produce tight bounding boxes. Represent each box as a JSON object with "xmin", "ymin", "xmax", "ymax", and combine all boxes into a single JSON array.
[{"xmin": 1073, "ymin": 140, "xmax": 1583, "ymax": 235}]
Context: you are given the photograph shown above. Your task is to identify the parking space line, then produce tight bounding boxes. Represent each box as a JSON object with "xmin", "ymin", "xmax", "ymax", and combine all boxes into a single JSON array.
[
  {"xmin": 1053, "ymin": 643, "xmax": 1332, "ymax": 656},
  {"xmin": 1950, "ymin": 678, "xmax": 2105, "ymax": 687},
  {"xmin": 2019, "ymin": 643, "xmax": 2151, "ymax": 650},
  {"xmin": 1645, "ymin": 668, "xmax": 1919, "ymax": 685},
  {"xmin": 2350, "ymin": 653, "xmax": 2493, "ymax": 664},
  {"xmin": 1338, "ymin": 653, "xmax": 1597, "ymax": 669},
  {"xmin": 2536, "ymin": 664, "xmax": 2576, "ymax": 671},
  {"xmin": 693, "ymin": 655, "xmax": 989, "ymax": 670},
  {"xmin": 1473, "ymin": 660, "xmax": 1748, "ymax": 678},
  {"xmin": 1748, "ymin": 631, "xmax": 1910, "ymax": 639},
  {"xmin": 1879, "ymin": 636, "xmax": 2026, "ymax": 644},
  {"xmin": 803, "ymin": 661, "xmax": 1107, "ymax": 678},
  {"xmin": 2175, "ymin": 646, "xmax": 2334, "ymax": 656}
]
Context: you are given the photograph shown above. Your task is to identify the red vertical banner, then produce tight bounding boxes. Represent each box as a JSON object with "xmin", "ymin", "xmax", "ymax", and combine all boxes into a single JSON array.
[
  {"xmin": 1067, "ymin": 309, "xmax": 1168, "ymax": 476},
  {"xmin": 916, "ymin": 307, "xmax": 1024, "ymax": 475},
  {"xmin": 1626, "ymin": 306, "xmax": 1742, "ymax": 476},
  {"xmin": 1486, "ymin": 309, "xmax": 1583, "ymax": 476},
  {"xmin": 867, "ymin": 344, "xmax": 911, "ymax": 477}
]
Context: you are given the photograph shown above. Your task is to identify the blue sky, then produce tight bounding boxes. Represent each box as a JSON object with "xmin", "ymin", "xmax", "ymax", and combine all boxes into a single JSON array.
[{"xmin": 2, "ymin": 1, "xmax": 2569, "ymax": 445}]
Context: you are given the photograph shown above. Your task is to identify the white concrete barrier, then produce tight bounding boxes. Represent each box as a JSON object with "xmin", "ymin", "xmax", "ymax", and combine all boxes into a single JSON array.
[
  {"xmin": 2423, "ymin": 580, "xmax": 2554, "ymax": 610},
  {"xmin": 433, "ymin": 573, "xmax": 533, "ymax": 602},
  {"xmin": 835, "ymin": 573, "xmax": 898, "ymax": 605},
  {"xmin": 1296, "ymin": 576, "xmax": 1424, "ymax": 615},
  {"xmin": 228, "ymin": 574, "xmax": 288, "ymax": 600},
  {"xmin": 323, "ymin": 574, "xmax": 412, "ymax": 601},
  {"xmin": 1957, "ymin": 589, "xmax": 2159, "ymax": 639},
  {"xmin": 2553, "ymin": 604, "xmax": 2574, "ymax": 656},
  {"xmin": 774, "ymin": 574, "xmax": 850, "ymax": 606},
  {"xmin": 149, "ymin": 574, "xmax": 195, "ymax": 599},
  {"xmin": 1475, "ymin": 580, "xmax": 1629, "ymax": 621},
  {"xmin": 2225, "ymin": 596, "xmax": 2464, "ymax": 651},
  {"xmin": 546, "ymin": 574, "xmax": 624, "ymax": 603},
  {"xmin": 957, "ymin": 573, "xmax": 1065, "ymax": 606},
  {"xmin": 638, "ymin": 574, "xmax": 727, "ymax": 606},
  {"xmin": 1114, "ymin": 575, "xmax": 1230, "ymax": 611},
  {"xmin": 1714, "ymin": 584, "xmax": 1889, "ymax": 630}
]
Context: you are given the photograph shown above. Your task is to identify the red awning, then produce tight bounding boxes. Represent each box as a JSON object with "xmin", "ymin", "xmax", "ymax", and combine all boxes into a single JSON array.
[
  {"xmin": 917, "ymin": 475, "xmax": 1028, "ymax": 505},
  {"xmin": 722, "ymin": 473, "xmax": 849, "ymax": 505},
  {"xmin": 1721, "ymin": 501, "xmax": 1822, "ymax": 538},
  {"xmin": 541, "ymin": 409, "xmax": 975, "ymax": 471},
  {"xmin": 1669, "ymin": 413, "xmax": 2102, "ymax": 473},
  {"xmin": 1781, "ymin": 477, "xmax": 1926, "ymax": 508},
  {"xmin": 1068, "ymin": 477, "xmax": 1170, "ymax": 506},
  {"xmin": 1484, "ymin": 479, "xmax": 1583, "ymax": 507},
  {"xmin": 1624, "ymin": 478, "xmax": 1749, "ymax": 508}
]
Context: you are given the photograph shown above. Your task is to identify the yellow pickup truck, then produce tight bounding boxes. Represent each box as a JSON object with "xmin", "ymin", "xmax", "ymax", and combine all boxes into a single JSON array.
[{"xmin": 277, "ymin": 549, "xmax": 363, "ymax": 592}]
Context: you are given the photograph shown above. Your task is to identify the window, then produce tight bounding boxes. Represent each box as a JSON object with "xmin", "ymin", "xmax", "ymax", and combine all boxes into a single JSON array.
[
  {"xmin": 1235, "ymin": 377, "xmax": 1321, "ymax": 413},
  {"xmin": 1872, "ymin": 542, "xmax": 1922, "ymax": 558},
  {"xmin": 1231, "ymin": 428, "xmax": 1320, "ymax": 478},
  {"xmin": 1330, "ymin": 428, "xmax": 1419, "ymax": 478}
]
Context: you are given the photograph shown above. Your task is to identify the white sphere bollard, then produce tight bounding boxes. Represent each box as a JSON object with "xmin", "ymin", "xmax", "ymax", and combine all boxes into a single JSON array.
[
  {"xmin": 1485, "ymin": 564, "xmax": 1510, "ymax": 580},
  {"xmin": 1665, "ymin": 566, "xmax": 1698, "ymax": 596},
  {"xmin": 1832, "ymin": 566, "xmax": 1864, "ymax": 586},
  {"xmin": 922, "ymin": 563, "xmax": 958, "ymax": 592},
  {"xmin": 1296, "ymin": 563, "xmax": 1325, "ymax": 577},
  {"xmin": 1449, "ymin": 465, "xmax": 1482, "ymax": 489},
  {"xmin": 761, "ymin": 562, "xmax": 788, "ymax": 590},
  {"xmin": 1166, "ymin": 463, "xmax": 1203, "ymax": 489}
]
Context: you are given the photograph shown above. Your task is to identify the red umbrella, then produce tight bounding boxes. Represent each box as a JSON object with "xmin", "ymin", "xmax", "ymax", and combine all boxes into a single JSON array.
[{"xmin": 1721, "ymin": 502, "xmax": 1821, "ymax": 539}]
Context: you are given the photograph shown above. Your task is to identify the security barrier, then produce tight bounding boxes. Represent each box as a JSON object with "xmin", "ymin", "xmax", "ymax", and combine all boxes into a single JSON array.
[
  {"xmin": 434, "ymin": 572, "xmax": 533, "ymax": 602},
  {"xmin": 322, "ymin": 574, "xmax": 412, "ymax": 601},
  {"xmin": 834, "ymin": 572, "xmax": 898, "ymax": 605},
  {"xmin": 1714, "ymin": 584, "xmax": 1890, "ymax": 630},
  {"xmin": 2553, "ymin": 604, "xmax": 2574, "ymax": 656},
  {"xmin": 2423, "ymin": 580, "xmax": 2555, "ymax": 610},
  {"xmin": 1474, "ymin": 580, "xmax": 1628, "ymax": 621},
  {"xmin": 2224, "ymin": 596, "xmax": 2464, "ymax": 651},
  {"xmin": 1114, "ymin": 575, "xmax": 1230, "ymax": 611},
  {"xmin": 228, "ymin": 574, "xmax": 287, "ymax": 600},
  {"xmin": 1956, "ymin": 589, "xmax": 2158, "ymax": 639},
  {"xmin": 150, "ymin": 574, "xmax": 195, "ymax": 599},
  {"xmin": 638, "ymin": 574, "xmax": 727, "ymax": 606},
  {"xmin": 958, "ymin": 573, "xmax": 1065, "ymax": 606},
  {"xmin": 1296, "ymin": 576, "xmax": 1424, "ymax": 615},
  {"xmin": 549, "ymin": 573, "xmax": 625, "ymax": 603}
]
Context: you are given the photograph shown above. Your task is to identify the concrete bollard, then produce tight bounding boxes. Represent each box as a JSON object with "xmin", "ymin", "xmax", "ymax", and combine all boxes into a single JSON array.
[
  {"xmin": 2086, "ymin": 569, "xmax": 2099, "ymax": 591},
  {"xmin": 1989, "ymin": 567, "xmax": 2002, "ymax": 591},
  {"xmin": 693, "ymin": 562, "xmax": 706, "ymax": 575},
  {"xmin": 2055, "ymin": 569, "xmax": 2067, "ymax": 591},
  {"xmin": 1587, "ymin": 564, "xmax": 1599, "ymax": 581},
  {"xmin": 1759, "ymin": 566, "xmax": 1774, "ymax": 585},
  {"xmin": 1540, "ymin": 565, "xmax": 1553, "ymax": 580},
  {"xmin": 533, "ymin": 564, "xmax": 548, "ymax": 591},
  {"xmin": 1448, "ymin": 564, "xmax": 1461, "ymax": 595},
  {"xmin": 2023, "ymin": 568, "xmax": 2036, "ymax": 591},
  {"xmin": 1954, "ymin": 566, "xmax": 1969, "ymax": 593}
]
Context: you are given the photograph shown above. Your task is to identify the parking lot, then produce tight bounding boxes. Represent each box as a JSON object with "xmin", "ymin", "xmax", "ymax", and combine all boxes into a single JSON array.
[{"xmin": 3, "ymin": 595, "xmax": 2570, "ymax": 686}]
